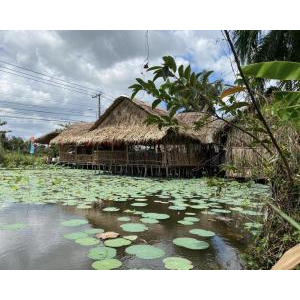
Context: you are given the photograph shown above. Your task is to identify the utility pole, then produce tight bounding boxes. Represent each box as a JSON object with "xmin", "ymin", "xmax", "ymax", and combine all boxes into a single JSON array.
[{"xmin": 92, "ymin": 93, "xmax": 102, "ymax": 119}]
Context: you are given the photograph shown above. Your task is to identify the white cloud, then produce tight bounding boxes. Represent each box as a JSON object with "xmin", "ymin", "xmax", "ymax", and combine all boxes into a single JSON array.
[{"xmin": 0, "ymin": 30, "xmax": 235, "ymax": 139}]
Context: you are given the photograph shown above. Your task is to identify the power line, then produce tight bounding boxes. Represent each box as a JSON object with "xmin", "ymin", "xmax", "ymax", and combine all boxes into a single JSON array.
[
  {"xmin": 0, "ymin": 114, "xmax": 79, "ymax": 123},
  {"xmin": 0, "ymin": 60, "xmax": 118, "ymax": 100},
  {"xmin": 0, "ymin": 103, "xmax": 95, "ymax": 118},
  {"xmin": 0, "ymin": 60, "xmax": 102, "ymax": 94},
  {"xmin": 0, "ymin": 68, "xmax": 94, "ymax": 96}
]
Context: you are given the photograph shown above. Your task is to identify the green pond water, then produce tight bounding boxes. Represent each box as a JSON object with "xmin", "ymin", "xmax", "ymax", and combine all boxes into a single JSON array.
[{"xmin": 0, "ymin": 167, "xmax": 269, "ymax": 270}]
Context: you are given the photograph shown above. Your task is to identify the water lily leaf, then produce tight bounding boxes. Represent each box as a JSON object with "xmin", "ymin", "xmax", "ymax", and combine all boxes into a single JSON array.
[
  {"xmin": 163, "ymin": 257, "xmax": 193, "ymax": 270},
  {"xmin": 140, "ymin": 218, "xmax": 159, "ymax": 224},
  {"xmin": 141, "ymin": 213, "xmax": 170, "ymax": 220},
  {"xmin": 0, "ymin": 222, "xmax": 26, "ymax": 230},
  {"xmin": 131, "ymin": 202, "xmax": 148, "ymax": 207},
  {"xmin": 120, "ymin": 223, "xmax": 148, "ymax": 232},
  {"xmin": 185, "ymin": 212, "xmax": 196, "ymax": 216},
  {"xmin": 240, "ymin": 210, "xmax": 263, "ymax": 216},
  {"xmin": 102, "ymin": 207, "xmax": 120, "ymax": 212},
  {"xmin": 64, "ymin": 232, "xmax": 88, "ymax": 240},
  {"xmin": 189, "ymin": 228, "xmax": 215, "ymax": 237},
  {"xmin": 177, "ymin": 220, "xmax": 194, "ymax": 225},
  {"xmin": 173, "ymin": 237, "xmax": 209, "ymax": 250},
  {"xmin": 75, "ymin": 237, "xmax": 100, "ymax": 246},
  {"xmin": 117, "ymin": 217, "xmax": 131, "ymax": 222},
  {"xmin": 92, "ymin": 259, "xmax": 122, "ymax": 270},
  {"xmin": 168, "ymin": 205, "xmax": 186, "ymax": 211},
  {"xmin": 88, "ymin": 246, "xmax": 117, "ymax": 260},
  {"xmin": 84, "ymin": 228, "xmax": 104, "ymax": 235},
  {"xmin": 183, "ymin": 217, "xmax": 199, "ymax": 222},
  {"xmin": 123, "ymin": 235, "xmax": 138, "ymax": 241},
  {"xmin": 211, "ymin": 209, "xmax": 231, "ymax": 214},
  {"xmin": 125, "ymin": 244, "xmax": 165, "ymax": 259},
  {"xmin": 61, "ymin": 219, "xmax": 88, "ymax": 227},
  {"xmin": 104, "ymin": 238, "xmax": 132, "ymax": 248}
]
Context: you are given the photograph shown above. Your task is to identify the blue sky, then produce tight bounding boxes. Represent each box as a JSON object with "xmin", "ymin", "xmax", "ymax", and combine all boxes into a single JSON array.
[{"xmin": 0, "ymin": 30, "xmax": 236, "ymax": 138}]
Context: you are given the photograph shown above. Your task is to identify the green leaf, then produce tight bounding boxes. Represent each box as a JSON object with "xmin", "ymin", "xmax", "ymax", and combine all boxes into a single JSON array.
[
  {"xmin": 152, "ymin": 99, "xmax": 162, "ymax": 109},
  {"xmin": 163, "ymin": 56, "xmax": 177, "ymax": 73},
  {"xmin": 242, "ymin": 61, "xmax": 300, "ymax": 80},
  {"xmin": 184, "ymin": 65, "xmax": 191, "ymax": 79}
]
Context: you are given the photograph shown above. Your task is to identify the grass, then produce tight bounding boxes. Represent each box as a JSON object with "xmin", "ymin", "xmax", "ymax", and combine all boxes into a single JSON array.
[{"xmin": 0, "ymin": 150, "xmax": 45, "ymax": 167}]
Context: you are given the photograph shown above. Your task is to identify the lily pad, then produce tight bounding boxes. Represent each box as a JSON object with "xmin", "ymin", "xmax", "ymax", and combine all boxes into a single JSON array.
[
  {"xmin": 123, "ymin": 235, "xmax": 138, "ymax": 241},
  {"xmin": 183, "ymin": 217, "xmax": 200, "ymax": 222},
  {"xmin": 75, "ymin": 237, "xmax": 100, "ymax": 246},
  {"xmin": 0, "ymin": 222, "xmax": 26, "ymax": 230},
  {"xmin": 168, "ymin": 205, "xmax": 186, "ymax": 211},
  {"xmin": 64, "ymin": 232, "xmax": 88, "ymax": 240},
  {"xmin": 125, "ymin": 245, "xmax": 165, "ymax": 259},
  {"xmin": 102, "ymin": 207, "xmax": 120, "ymax": 212},
  {"xmin": 61, "ymin": 219, "xmax": 88, "ymax": 227},
  {"xmin": 163, "ymin": 257, "xmax": 193, "ymax": 270},
  {"xmin": 88, "ymin": 246, "xmax": 117, "ymax": 260},
  {"xmin": 120, "ymin": 223, "xmax": 148, "ymax": 232},
  {"xmin": 92, "ymin": 259, "xmax": 122, "ymax": 270},
  {"xmin": 104, "ymin": 238, "xmax": 132, "ymax": 248},
  {"xmin": 140, "ymin": 218, "xmax": 159, "ymax": 224},
  {"xmin": 141, "ymin": 213, "xmax": 170, "ymax": 220},
  {"xmin": 189, "ymin": 228, "xmax": 215, "ymax": 237},
  {"xmin": 177, "ymin": 220, "xmax": 194, "ymax": 225},
  {"xmin": 117, "ymin": 217, "xmax": 131, "ymax": 222},
  {"xmin": 84, "ymin": 228, "xmax": 104, "ymax": 235},
  {"xmin": 131, "ymin": 202, "xmax": 148, "ymax": 207},
  {"xmin": 211, "ymin": 209, "xmax": 231, "ymax": 214},
  {"xmin": 173, "ymin": 237, "xmax": 209, "ymax": 250}
]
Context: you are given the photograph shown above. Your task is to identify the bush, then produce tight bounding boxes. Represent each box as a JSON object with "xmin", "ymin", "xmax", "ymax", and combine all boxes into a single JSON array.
[{"xmin": 0, "ymin": 151, "xmax": 45, "ymax": 167}]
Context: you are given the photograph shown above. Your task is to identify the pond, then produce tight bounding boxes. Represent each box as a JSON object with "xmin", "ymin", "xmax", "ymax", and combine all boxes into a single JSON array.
[{"xmin": 0, "ymin": 167, "xmax": 269, "ymax": 270}]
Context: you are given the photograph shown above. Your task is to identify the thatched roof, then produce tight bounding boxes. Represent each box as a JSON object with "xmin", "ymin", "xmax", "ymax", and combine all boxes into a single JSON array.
[
  {"xmin": 75, "ymin": 96, "xmax": 225, "ymax": 145},
  {"xmin": 35, "ymin": 131, "xmax": 60, "ymax": 144},
  {"xmin": 50, "ymin": 122, "xmax": 94, "ymax": 145},
  {"xmin": 49, "ymin": 96, "xmax": 227, "ymax": 146},
  {"xmin": 176, "ymin": 112, "xmax": 227, "ymax": 144}
]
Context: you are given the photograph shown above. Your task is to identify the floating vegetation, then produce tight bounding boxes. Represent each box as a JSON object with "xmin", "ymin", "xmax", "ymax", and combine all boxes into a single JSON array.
[
  {"xmin": 177, "ymin": 220, "xmax": 194, "ymax": 225},
  {"xmin": 120, "ymin": 223, "xmax": 148, "ymax": 232},
  {"xmin": 0, "ymin": 222, "xmax": 26, "ymax": 230},
  {"xmin": 183, "ymin": 217, "xmax": 199, "ymax": 222},
  {"xmin": 173, "ymin": 237, "xmax": 209, "ymax": 250},
  {"xmin": 84, "ymin": 228, "xmax": 104, "ymax": 235},
  {"xmin": 141, "ymin": 213, "xmax": 170, "ymax": 220},
  {"xmin": 131, "ymin": 202, "xmax": 148, "ymax": 207},
  {"xmin": 64, "ymin": 232, "xmax": 88, "ymax": 240},
  {"xmin": 125, "ymin": 245, "xmax": 165, "ymax": 259},
  {"xmin": 189, "ymin": 229, "xmax": 215, "ymax": 237},
  {"xmin": 61, "ymin": 219, "xmax": 88, "ymax": 227},
  {"xmin": 168, "ymin": 205, "xmax": 186, "ymax": 211},
  {"xmin": 91, "ymin": 259, "xmax": 122, "ymax": 270},
  {"xmin": 140, "ymin": 218, "xmax": 159, "ymax": 224},
  {"xmin": 88, "ymin": 246, "xmax": 117, "ymax": 260},
  {"xmin": 123, "ymin": 235, "xmax": 138, "ymax": 241},
  {"xmin": 104, "ymin": 238, "xmax": 132, "ymax": 248},
  {"xmin": 75, "ymin": 237, "xmax": 100, "ymax": 246},
  {"xmin": 163, "ymin": 257, "xmax": 193, "ymax": 270},
  {"xmin": 102, "ymin": 207, "xmax": 120, "ymax": 212},
  {"xmin": 117, "ymin": 217, "xmax": 131, "ymax": 222}
]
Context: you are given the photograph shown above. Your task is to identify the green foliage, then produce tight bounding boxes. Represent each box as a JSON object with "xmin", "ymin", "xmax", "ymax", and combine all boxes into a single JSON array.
[
  {"xmin": 0, "ymin": 151, "xmax": 45, "ymax": 167},
  {"xmin": 243, "ymin": 61, "xmax": 300, "ymax": 80}
]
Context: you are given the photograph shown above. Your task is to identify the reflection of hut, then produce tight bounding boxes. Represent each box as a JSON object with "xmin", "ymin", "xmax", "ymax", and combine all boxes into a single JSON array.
[
  {"xmin": 50, "ymin": 122, "xmax": 95, "ymax": 165},
  {"xmin": 71, "ymin": 96, "xmax": 226, "ymax": 176}
]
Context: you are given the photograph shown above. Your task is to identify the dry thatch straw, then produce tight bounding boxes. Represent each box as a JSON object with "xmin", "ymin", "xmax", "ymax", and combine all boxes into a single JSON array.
[
  {"xmin": 50, "ymin": 122, "xmax": 94, "ymax": 145},
  {"xmin": 35, "ymin": 131, "xmax": 61, "ymax": 144},
  {"xmin": 74, "ymin": 96, "xmax": 226, "ymax": 145}
]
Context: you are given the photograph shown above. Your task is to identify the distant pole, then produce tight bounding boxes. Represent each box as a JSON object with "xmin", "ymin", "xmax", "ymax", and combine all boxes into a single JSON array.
[{"xmin": 92, "ymin": 93, "xmax": 102, "ymax": 119}]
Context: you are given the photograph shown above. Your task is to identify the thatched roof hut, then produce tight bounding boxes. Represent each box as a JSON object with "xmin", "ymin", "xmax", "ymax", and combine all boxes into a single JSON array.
[
  {"xmin": 75, "ymin": 96, "xmax": 226, "ymax": 145},
  {"xmin": 50, "ymin": 122, "xmax": 94, "ymax": 145},
  {"xmin": 35, "ymin": 130, "xmax": 60, "ymax": 144}
]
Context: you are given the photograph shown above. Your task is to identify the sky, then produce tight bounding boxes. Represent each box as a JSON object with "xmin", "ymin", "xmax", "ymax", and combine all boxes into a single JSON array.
[{"xmin": 0, "ymin": 30, "xmax": 235, "ymax": 139}]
